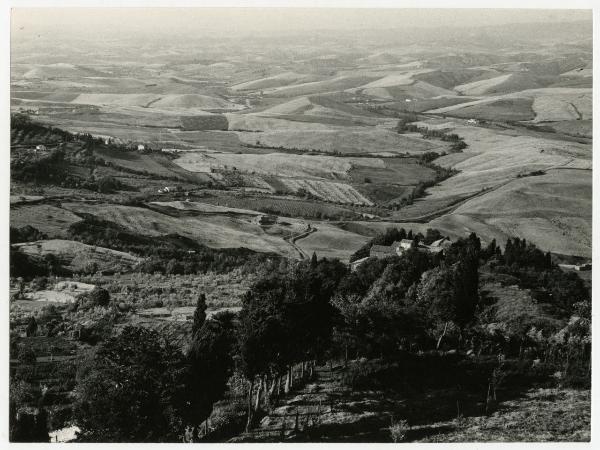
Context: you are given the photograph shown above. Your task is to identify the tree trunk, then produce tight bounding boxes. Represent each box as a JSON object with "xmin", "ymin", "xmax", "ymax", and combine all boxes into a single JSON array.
[
  {"xmin": 301, "ymin": 361, "xmax": 305, "ymax": 379},
  {"xmin": 344, "ymin": 344, "xmax": 348, "ymax": 368},
  {"xmin": 267, "ymin": 377, "xmax": 277, "ymax": 409},
  {"xmin": 284, "ymin": 367, "xmax": 291, "ymax": 394},
  {"xmin": 254, "ymin": 377, "xmax": 263, "ymax": 411},
  {"xmin": 246, "ymin": 379, "xmax": 254, "ymax": 432},
  {"xmin": 294, "ymin": 408, "xmax": 299, "ymax": 432},
  {"xmin": 436, "ymin": 321, "xmax": 449, "ymax": 350}
]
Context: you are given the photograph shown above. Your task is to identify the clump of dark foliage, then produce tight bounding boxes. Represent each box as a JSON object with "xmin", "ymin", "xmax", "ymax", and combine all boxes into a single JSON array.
[{"xmin": 396, "ymin": 118, "xmax": 468, "ymax": 152}]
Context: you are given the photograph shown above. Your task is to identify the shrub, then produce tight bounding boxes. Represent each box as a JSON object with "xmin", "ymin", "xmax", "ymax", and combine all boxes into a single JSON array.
[
  {"xmin": 17, "ymin": 346, "xmax": 37, "ymax": 365},
  {"xmin": 78, "ymin": 287, "xmax": 111, "ymax": 309}
]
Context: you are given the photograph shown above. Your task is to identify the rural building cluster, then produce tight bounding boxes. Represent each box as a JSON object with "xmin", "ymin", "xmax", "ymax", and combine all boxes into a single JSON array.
[{"xmin": 351, "ymin": 237, "xmax": 452, "ymax": 271}]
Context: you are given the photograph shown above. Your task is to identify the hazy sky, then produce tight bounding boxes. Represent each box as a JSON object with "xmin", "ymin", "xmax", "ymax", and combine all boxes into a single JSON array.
[{"xmin": 12, "ymin": 8, "xmax": 592, "ymax": 38}]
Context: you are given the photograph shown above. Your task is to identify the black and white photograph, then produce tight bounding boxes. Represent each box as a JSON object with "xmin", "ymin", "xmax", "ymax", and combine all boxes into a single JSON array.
[{"xmin": 3, "ymin": 1, "xmax": 597, "ymax": 445}]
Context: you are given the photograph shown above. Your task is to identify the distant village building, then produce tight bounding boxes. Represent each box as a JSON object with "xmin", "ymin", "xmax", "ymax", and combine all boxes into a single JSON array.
[
  {"xmin": 370, "ymin": 239, "xmax": 414, "ymax": 258},
  {"xmin": 368, "ymin": 237, "xmax": 452, "ymax": 260},
  {"xmin": 467, "ymin": 119, "xmax": 478, "ymax": 125},
  {"xmin": 426, "ymin": 237, "xmax": 452, "ymax": 254},
  {"xmin": 558, "ymin": 262, "xmax": 592, "ymax": 272},
  {"xmin": 396, "ymin": 239, "xmax": 414, "ymax": 252},
  {"xmin": 35, "ymin": 144, "xmax": 46, "ymax": 152},
  {"xmin": 369, "ymin": 245, "xmax": 397, "ymax": 259},
  {"xmin": 137, "ymin": 144, "xmax": 146, "ymax": 151},
  {"xmin": 158, "ymin": 186, "xmax": 181, "ymax": 194}
]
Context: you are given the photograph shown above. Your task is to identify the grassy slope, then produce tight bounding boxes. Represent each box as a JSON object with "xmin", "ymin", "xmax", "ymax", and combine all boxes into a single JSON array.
[
  {"xmin": 415, "ymin": 388, "xmax": 590, "ymax": 442},
  {"xmin": 386, "ymin": 118, "xmax": 592, "ymax": 257},
  {"xmin": 11, "ymin": 204, "xmax": 83, "ymax": 238},
  {"xmin": 13, "ymin": 239, "xmax": 142, "ymax": 272},
  {"xmin": 60, "ymin": 202, "xmax": 302, "ymax": 258},
  {"xmin": 233, "ymin": 363, "xmax": 590, "ymax": 443}
]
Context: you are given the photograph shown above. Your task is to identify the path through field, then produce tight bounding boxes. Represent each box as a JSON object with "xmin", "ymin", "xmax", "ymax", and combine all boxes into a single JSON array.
[
  {"xmin": 231, "ymin": 364, "xmax": 395, "ymax": 442},
  {"xmin": 284, "ymin": 224, "xmax": 317, "ymax": 259}
]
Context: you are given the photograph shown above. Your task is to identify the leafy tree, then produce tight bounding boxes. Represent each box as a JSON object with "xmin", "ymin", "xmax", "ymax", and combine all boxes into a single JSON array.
[
  {"xmin": 42, "ymin": 255, "xmax": 57, "ymax": 276},
  {"xmin": 10, "ymin": 226, "xmax": 47, "ymax": 243},
  {"xmin": 95, "ymin": 176, "xmax": 125, "ymax": 194},
  {"xmin": 17, "ymin": 346, "xmax": 37, "ymax": 365},
  {"xmin": 165, "ymin": 259, "xmax": 184, "ymax": 275},
  {"xmin": 184, "ymin": 312, "xmax": 236, "ymax": 435},
  {"xmin": 237, "ymin": 258, "xmax": 346, "ymax": 427},
  {"xmin": 10, "ymin": 249, "xmax": 49, "ymax": 278},
  {"xmin": 73, "ymin": 326, "xmax": 188, "ymax": 442},
  {"xmin": 415, "ymin": 236, "xmax": 481, "ymax": 349},
  {"xmin": 423, "ymin": 228, "xmax": 443, "ymax": 245},
  {"xmin": 333, "ymin": 290, "xmax": 425, "ymax": 359},
  {"xmin": 26, "ymin": 316, "xmax": 38, "ymax": 337},
  {"xmin": 238, "ymin": 274, "xmax": 290, "ymax": 380},
  {"xmin": 80, "ymin": 287, "xmax": 110, "ymax": 308}
]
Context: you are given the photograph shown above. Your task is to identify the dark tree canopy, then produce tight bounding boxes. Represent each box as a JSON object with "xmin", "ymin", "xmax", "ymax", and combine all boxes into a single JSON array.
[
  {"xmin": 73, "ymin": 326, "xmax": 188, "ymax": 442},
  {"xmin": 185, "ymin": 311, "xmax": 236, "ymax": 428}
]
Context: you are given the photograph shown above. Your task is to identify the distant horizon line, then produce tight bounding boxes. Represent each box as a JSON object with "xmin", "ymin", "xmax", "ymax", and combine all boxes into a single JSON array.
[{"xmin": 11, "ymin": 18, "xmax": 592, "ymax": 41}]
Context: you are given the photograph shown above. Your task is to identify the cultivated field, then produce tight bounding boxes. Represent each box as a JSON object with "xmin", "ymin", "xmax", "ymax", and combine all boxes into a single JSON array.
[
  {"xmin": 234, "ymin": 126, "xmax": 446, "ymax": 155},
  {"xmin": 60, "ymin": 202, "xmax": 304, "ymax": 257},
  {"xmin": 281, "ymin": 179, "xmax": 374, "ymax": 206},
  {"xmin": 11, "ymin": 204, "xmax": 82, "ymax": 237},
  {"xmin": 294, "ymin": 222, "xmax": 370, "ymax": 261},
  {"xmin": 174, "ymin": 151, "xmax": 381, "ymax": 179},
  {"xmin": 13, "ymin": 239, "xmax": 142, "ymax": 273}
]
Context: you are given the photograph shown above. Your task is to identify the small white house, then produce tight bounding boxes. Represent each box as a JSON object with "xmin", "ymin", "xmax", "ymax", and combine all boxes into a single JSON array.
[
  {"xmin": 35, "ymin": 144, "xmax": 46, "ymax": 152},
  {"xmin": 467, "ymin": 119, "xmax": 478, "ymax": 125},
  {"xmin": 137, "ymin": 144, "xmax": 145, "ymax": 151}
]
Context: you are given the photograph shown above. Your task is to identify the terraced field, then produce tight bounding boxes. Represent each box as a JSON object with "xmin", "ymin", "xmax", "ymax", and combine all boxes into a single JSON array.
[
  {"xmin": 173, "ymin": 151, "xmax": 381, "ymax": 179},
  {"xmin": 281, "ymin": 179, "xmax": 374, "ymax": 206}
]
